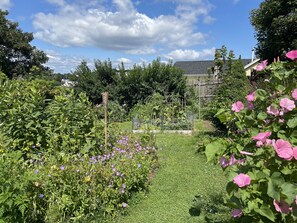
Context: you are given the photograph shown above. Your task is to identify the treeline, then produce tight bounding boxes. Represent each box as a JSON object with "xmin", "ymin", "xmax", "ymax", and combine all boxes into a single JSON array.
[{"xmin": 68, "ymin": 59, "xmax": 187, "ymax": 110}]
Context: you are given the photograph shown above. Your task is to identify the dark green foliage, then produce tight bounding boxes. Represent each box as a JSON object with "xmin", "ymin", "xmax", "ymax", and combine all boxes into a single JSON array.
[
  {"xmin": 190, "ymin": 193, "xmax": 231, "ymax": 223},
  {"xmin": 117, "ymin": 58, "xmax": 187, "ymax": 110},
  {"xmin": 206, "ymin": 47, "xmax": 251, "ymax": 131},
  {"xmin": 0, "ymin": 10, "xmax": 48, "ymax": 79},
  {"xmin": 0, "ymin": 78, "xmax": 105, "ymax": 155},
  {"xmin": 250, "ymin": 0, "xmax": 297, "ymax": 62},
  {"xmin": 72, "ymin": 60, "xmax": 118, "ymax": 104}
]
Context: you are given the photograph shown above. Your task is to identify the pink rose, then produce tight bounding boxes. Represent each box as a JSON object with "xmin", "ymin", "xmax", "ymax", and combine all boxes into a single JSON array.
[
  {"xmin": 273, "ymin": 199, "xmax": 292, "ymax": 214},
  {"xmin": 267, "ymin": 105, "xmax": 279, "ymax": 116},
  {"xmin": 255, "ymin": 60, "xmax": 268, "ymax": 71},
  {"xmin": 233, "ymin": 173, "xmax": 251, "ymax": 188},
  {"xmin": 273, "ymin": 139, "xmax": 293, "ymax": 160},
  {"xmin": 252, "ymin": 132, "xmax": 272, "ymax": 142},
  {"xmin": 231, "ymin": 209, "xmax": 243, "ymax": 218},
  {"xmin": 231, "ymin": 101, "xmax": 244, "ymax": 112},
  {"xmin": 286, "ymin": 50, "xmax": 297, "ymax": 61},
  {"xmin": 246, "ymin": 92, "xmax": 255, "ymax": 102},
  {"xmin": 292, "ymin": 89, "xmax": 297, "ymax": 100},
  {"xmin": 280, "ymin": 98, "xmax": 295, "ymax": 111}
]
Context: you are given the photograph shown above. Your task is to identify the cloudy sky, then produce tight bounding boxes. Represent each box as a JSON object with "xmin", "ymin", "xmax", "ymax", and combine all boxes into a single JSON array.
[{"xmin": 1, "ymin": 0, "xmax": 262, "ymax": 73}]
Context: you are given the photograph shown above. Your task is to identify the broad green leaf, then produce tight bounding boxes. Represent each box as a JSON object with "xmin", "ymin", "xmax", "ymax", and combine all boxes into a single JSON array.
[
  {"xmin": 255, "ymin": 89, "xmax": 267, "ymax": 101},
  {"xmin": 257, "ymin": 112, "xmax": 267, "ymax": 121},
  {"xmin": 205, "ymin": 141, "xmax": 225, "ymax": 162},
  {"xmin": 281, "ymin": 183, "xmax": 297, "ymax": 202},
  {"xmin": 287, "ymin": 117, "xmax": 297, "ymax": 128},
  {"xmin": 267, "ymin": 178, "xmax": 280, "ymax": 201},
  {"xmin": 254, "ymin": 204, "xmax": 275, "ymax": 222}
]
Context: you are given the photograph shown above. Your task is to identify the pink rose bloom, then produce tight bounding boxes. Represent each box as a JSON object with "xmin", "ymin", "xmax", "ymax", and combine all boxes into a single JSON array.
[
  {"xmin": 233, "ymin": 173, "xmax": 251, "ymax": 188},
  {"xmin": 252, "ymin": 132, "xmax": 272, "ymax": 142},
  {"xmin": 267, "ymin": 105, "xmax": 279, "ymax": 116},
  {"xmin": 256, "ymin": 141, "xmax": 263, "ymax": 147},
  {"xmin": 231, "ymin": 209, "xmax": 243, "ymax": 218},
  {"xmin": 293, "ymin": 147, "xmax": 297, "ymax": 160},
  {"xmin": 231, "ymin": 101, "xmax": 244, "ymax": 112},
  {"xmin": 286, "ymin": 50, "xmax": 297, "ymax": 61},
  {"xmin": 292, "ymin": 89, "xmax": 297, "ymax": 100},
  {"xmin": 279, "ymin": 118, "xmax": 284, "ymax": 124},
  {"xmin": 273, "ymin": 139, "xmax": 293, "ymax": 160},
  {"xmin": 280, "ymin": 98, "xmax": 295, "ymax": 111},
  {"xmin": 246, "ymin": 92, "xmax": 255, "ymax": 102},
  {"xmin": 229, "ymin": 154, "xmax": 237, "ymax": 165},
  {"xmin": 273, "ymin": 199, "xmax": 292, "ymax": 214},
  {"xmin": 255, "ymin": 60, "xmax": 268, "ymax": 71}
]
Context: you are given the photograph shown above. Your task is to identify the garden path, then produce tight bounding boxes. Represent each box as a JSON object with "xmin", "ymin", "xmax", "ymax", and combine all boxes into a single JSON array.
[{"xmin": 116, "ymin": 133, "xmax": 227, "ymax": 223}]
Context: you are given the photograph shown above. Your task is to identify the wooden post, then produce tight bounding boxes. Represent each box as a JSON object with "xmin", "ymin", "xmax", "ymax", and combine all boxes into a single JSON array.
[{"xmin": 102, "ymin": 92, "xmax": 108, "ymax": 150}]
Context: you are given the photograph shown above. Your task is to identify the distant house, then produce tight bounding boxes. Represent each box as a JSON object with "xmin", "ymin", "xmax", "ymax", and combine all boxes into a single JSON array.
[{"xmin": 174, "ymin": 59, "xmax": 260, "ymax": 85}]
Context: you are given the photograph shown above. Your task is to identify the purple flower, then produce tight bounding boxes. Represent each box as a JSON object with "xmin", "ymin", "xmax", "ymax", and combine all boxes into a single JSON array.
[
  {"xmin": 231, "ymin": 209, "xmax": 243, "ymax": 218},
  {"xmin": 60, "ymin": 165, "xmax": 65, "ymax": 170},
  {"xmin": 39, "ymin": 194, "xmax": 44, "ymax": 198},
  {"xmin": 220, "ymin": 156, "xmax": 229, "ymax": 168},
  {"xmin": 35, "ymin": 169, "xmax": 39, "ymax": 174},
  {"xmin": 274, "ymin": 199, "xmax": 292, "ymax": 214},
  {"xmin": 122, "ymin": 202, "xmax": 128, "ymax": 208}
]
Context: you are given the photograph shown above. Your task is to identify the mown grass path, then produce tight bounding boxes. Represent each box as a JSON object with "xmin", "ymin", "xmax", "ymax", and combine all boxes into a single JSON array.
[{"xmin": 116, "ymin": 133, "xmax": 227, "ymax": 223}]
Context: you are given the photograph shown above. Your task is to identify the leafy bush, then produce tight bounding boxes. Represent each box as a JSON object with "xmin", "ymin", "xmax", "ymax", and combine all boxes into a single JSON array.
[
  {"xmin": 205, "ymin": 51, "xmax": 297, "ymax": 222},
  {"xmin": 131, "ymin": 93, "xmax": 194, "ymax": 130},
  {"xmin": 0, "ymin": 79, "xmax": 106, "ymax": 155},
  {"xmin": 0, "ymin": 135, "xmax": 157, "ymax": 222}
]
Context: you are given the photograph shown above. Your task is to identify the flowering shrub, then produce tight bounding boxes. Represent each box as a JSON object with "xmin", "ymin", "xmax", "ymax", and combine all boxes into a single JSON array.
[
  {"xmin": 206, "ymin": 51, "xmax": 297, "ymax": 222},
  {"xmin": 0, "ymin": 135, "xmax": 157, "ymax": 222}
]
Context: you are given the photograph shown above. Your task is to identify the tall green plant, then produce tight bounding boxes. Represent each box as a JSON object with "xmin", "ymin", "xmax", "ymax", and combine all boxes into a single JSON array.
[{"xmin": 206, "ymin": 50, "xmax": 297, "ymax": 222}]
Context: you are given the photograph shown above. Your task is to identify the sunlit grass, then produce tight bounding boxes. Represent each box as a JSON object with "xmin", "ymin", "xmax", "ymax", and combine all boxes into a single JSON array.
[{"xmin": 115, "ymin": 133, "xmax": 228, "ymax": 223}]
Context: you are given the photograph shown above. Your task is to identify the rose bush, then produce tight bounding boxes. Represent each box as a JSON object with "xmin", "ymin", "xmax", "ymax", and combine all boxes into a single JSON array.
[{"xmin": 206, "ymin": 50, "xmax": 297, "ymax": 222}]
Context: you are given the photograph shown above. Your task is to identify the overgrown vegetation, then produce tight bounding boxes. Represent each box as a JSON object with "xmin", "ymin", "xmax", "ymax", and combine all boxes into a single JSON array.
[
  {"xmin": 205, "ymin": 46, "xmax": 251, "ymax": 132},
  {"xmin": 0, "ymin": 77, "xmax": 157, "ymax": 222}
]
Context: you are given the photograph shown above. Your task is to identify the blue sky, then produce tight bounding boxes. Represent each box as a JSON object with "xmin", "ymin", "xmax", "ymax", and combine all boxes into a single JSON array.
[{"xmin": 1, "ymin": 0, "xmax": 263, "ymax": 73}]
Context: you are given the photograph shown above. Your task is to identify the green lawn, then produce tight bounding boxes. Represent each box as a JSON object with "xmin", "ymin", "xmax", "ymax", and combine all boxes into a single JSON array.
[{"xmin": 115, "ymin": 133, "xmax": 229, "ymax": 223}]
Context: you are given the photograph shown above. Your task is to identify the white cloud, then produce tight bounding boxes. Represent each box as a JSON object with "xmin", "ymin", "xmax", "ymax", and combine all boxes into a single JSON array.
[
  {"xmin": 0, "ymin": 0, "xmax": 11, "ymax": 10},
  {"xmin": 233, "ymin": 0, "xmax": 240, "ymax": 4},
  {"xmin": 116, "ymin": 57, "xmax": 132, "ymax": 64},
  {"xmin": 46, "ymin": 0, "xmax": 65, "ymax": 7},
  {"xmin": 46, "ymin": 50, "xmax": 93, "ymax": 73},
  {"xmin": 33, "ymin": 0, "xmax": 212, "ymax": 53},
  {"xmin": 166, "ymin": 47, "xmax": 215, "ymax": 61}
]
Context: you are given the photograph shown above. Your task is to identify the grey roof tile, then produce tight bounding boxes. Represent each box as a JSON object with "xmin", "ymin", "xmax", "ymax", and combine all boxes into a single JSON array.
[{"xmin": 174, "ymin": 59, "xmax": 251, "ymax": 75}]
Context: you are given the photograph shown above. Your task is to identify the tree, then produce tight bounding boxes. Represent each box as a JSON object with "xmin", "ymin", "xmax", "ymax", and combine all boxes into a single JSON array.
[
  {"xmin": 206, "ymin": 46, "xmax": 251, "ymax": 131},
  {"xmin": 0, "ymin": 10, "xmax": 48, "ymax": 78},
  {"xmin": 72, "ymin": 60, "xmax": 118, "ymax": 104},
  {"xmin": 250, "ymin": 0, "xmax": 297, "ymax": 62}
]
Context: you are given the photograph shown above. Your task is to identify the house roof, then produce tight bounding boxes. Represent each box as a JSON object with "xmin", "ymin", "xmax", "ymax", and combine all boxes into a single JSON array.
[{"xmin": 174, "ymin": 59, "xmax": 252, "ymax": 75}]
